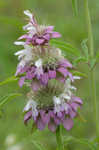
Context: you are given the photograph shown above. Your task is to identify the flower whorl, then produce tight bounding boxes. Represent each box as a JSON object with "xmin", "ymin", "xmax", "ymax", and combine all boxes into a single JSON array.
[{"xmin": 14, "ymin": 10, "xmax": 83, "ymax": 132}]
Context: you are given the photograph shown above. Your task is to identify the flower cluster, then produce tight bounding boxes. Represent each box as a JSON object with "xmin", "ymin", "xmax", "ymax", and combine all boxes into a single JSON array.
[{"xmin": 14, "ymin": 10, "xmax": 83, "ymax": 132}]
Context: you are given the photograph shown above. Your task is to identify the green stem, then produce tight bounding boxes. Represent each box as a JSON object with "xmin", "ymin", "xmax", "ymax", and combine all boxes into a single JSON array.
[
  {"xmin": 84, "ymin": 0, "xmax": 99, "ymax": 136},
  {"xmin": 84, "ymin": 0, "xmax": 94, "ymax": 57},
  {"xmin": 56, "ymin": 126, "xmax": 63, "ymax": 150}
]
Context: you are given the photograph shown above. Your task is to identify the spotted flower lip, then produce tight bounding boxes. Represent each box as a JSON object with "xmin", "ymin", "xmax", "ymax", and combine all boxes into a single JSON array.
[
  {"xmin": 18, "ymin": 10, "xmax": 61, "ymax": 46},
  {"xmin": 24, "ymin": 95, "xmax": 82, "ymax": 132},
  {"xmin": 16, "ymin": 58, "xmax": 73, "ymax": 90},
  {"xmin": 23, "ymin": 77, "xmax": 83, "ymax": 132}
]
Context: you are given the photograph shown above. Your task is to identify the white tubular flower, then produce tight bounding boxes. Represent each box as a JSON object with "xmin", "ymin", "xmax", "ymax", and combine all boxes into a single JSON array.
[
  {"xmin": 53, "ymin": 96, "xmax": 68, "ymax": 113},
  {"xmin": 14, "ymin": 41, "xmax": 25, "ymax": 46},
  {"xmin": 23, "ymin": 10, "xmax": 37, "ymax": 35},
  {"xmin": 24, "ymin": 10, "xmax": 33, "ymax": 19},
  {"xmin": 35, "ymin": 59, "xmax": 42, "ymax": 68},
  {"xmin": 60, "ymin": 93, "xmax": 71, "ymax": 101},
  {"xmin": 14, "ymin": 45, "xmax": 32, "ymax": 60},
  {"xmin": 53, "ymin": 96, "xmax": 61, "ymax": 105},
  {"xmin": 14, "ymin": 45, "xmax": 33, "ymax": 67},
  {"xmin": 73, "ymin": 76, "xmax": 81, "ymax": 80},
  {"xmin": 24, "ymin": 99, "xmax": 38, "ymax": 118},
  {"xmin": 23, "ymin": 24, "xmax": 36, "ymax": 34},
  {"xmin": 53, "ymin": 96, "xmax": 61, "ymax": 113},
  {"xmin": 64, "ymin": 78, "xmax": 77, "ymax": 91},
  {"xmin": 24, "ymin": 99, "xmax": 37, "ymax": 111},
  {"xmin": 56, "ymin": 48, "xmax": 62, "ymax": 56},
  {"xmin": 59, "ymin": 78, "xmax": 77, "ymax": 102},
  {"xmin": 34, "ymin": 59, "xmax": 43, "ymax": 78}
]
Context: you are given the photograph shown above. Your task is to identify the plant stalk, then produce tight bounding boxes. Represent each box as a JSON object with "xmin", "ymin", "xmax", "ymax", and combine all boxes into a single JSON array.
[
  {"xmin": 84, "ymin": 0, "xmax": 99, "ymax": 136},
  {"xmin": 56, "ymin": 126, "xmax": 63, "ymax": 150}
]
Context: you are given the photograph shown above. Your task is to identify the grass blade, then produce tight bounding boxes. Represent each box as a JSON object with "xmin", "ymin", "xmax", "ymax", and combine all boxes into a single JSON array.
[
  {"xmin": 72, "ymin": 0, "xmax": 78, "ymax": 16},
  {"xmin": 63, "ymin": 136, "xmax": 97, "ymax": 150},
  {"xmin": 0, "ymin": 93, "xmax": 22, "ymax": 109},
  {"xmin": 31, "ymin": 140, "xmax": 46, "ymax": 150},
  {"xmin": 0, "ymin": 76, "xmax": 18, "ymax": 86},
  {"xmin": 50, "ymin": 39, "xmax": 81, "ymax": 56}
]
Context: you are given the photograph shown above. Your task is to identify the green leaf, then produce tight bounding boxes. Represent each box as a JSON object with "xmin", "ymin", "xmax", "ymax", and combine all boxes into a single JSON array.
[
  {"xmin": 0, "ymin": 76, "xmax": 18, "ymax": 86},
  {"xmin": 73, "ymin": 56, "xmax": 87, "ymax": 66},
  {"xmin": 71, "ymin": 70, "xmax": 87, "ymax": 78},
  {"xmin": 81, "ymin": 39, "xmax": 89, "ymax": 61},
  {"xmin": 50, "ymin": 39, "xmax": 81, "ymax": 56},
  {"xmin": 72, "ymin": 0, "xmax": 78, "ymax": 16},
  {"xmin": 31, "ymin": 141, "xmax": 46, "ymax": 150},
  {"xmin": 89, "ymin": 58, "xmax": 97, "ymax": 70},
  {"xmin": 63, "ymin": 136, "xmax": 97, "ymax": 150},
  {"xmin": 96, "ymin": 50, "xmax": 99, "ymax": 62},
  {"xmin": 0, "ymin": 93, "xmax": 22, "ymax": 109}
]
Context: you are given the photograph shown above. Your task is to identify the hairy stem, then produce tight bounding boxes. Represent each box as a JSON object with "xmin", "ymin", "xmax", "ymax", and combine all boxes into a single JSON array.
[
  {"xmin": 56, "ymin": 126, "xmax": 63, "ymax": 150},
  {"xmin": 84, "ymin": 0, "xmax": 99, "ymax": 136}
]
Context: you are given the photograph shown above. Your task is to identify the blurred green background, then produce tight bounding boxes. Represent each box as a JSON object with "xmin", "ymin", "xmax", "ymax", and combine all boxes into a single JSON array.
[{"xmin": 0, "ymin": 0, "xmax": 99, "ymax": 150}]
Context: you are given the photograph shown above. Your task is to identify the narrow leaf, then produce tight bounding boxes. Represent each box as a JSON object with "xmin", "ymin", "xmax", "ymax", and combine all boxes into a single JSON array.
[
  {"xmin": 0, "ymin": 93, "xmax": 22, "ymax": 109},
  {"xmin": 96, "ymin": 50, "xmax": 99, "ymax": 62},
  {"xmin": 71, "ymin": 70, "xmax": 87, "ymax": 78},
  {"xmin": 50, "ymin": 39, "xmax": 81, "ymax": 56},
  {"xmin": 72, "ymin": 0, "xmax": 78, "ymax": 16},
  {"xmin": 73, "ymin": 56, "xmax": 87, "ymax": 66},
  {"xmin": 81, "ymin": 39, "xmax": 89, "ymax": 60},
  {"xmin": 31, "ymin": 141, "xmax": 46, "ymax": 150},
  {"xmin": 0, "ymin": 76, "xmax": 18, "ymax": 86},
  {"xmin": 89, "ymin": 58, "xmax": 97, "ymax": 70},
  {"xmin": 63, "ymin": 136, "xmax": 97, "ymax": 150}
]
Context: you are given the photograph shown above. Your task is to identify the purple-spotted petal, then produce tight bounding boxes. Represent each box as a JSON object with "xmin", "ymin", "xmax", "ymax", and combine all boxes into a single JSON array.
[
  {"xmin": 43, "ymin": 34, "xmax": 50, "ymax": 40},
  {"xmin": 16, "ymin": 66, "xmax": 30, "ymax": 75},
  {"xmin": 72, "ymin": 96, "xmax": 83, "ymax": 104},
  {"xmin": 26, "ymin": 72, "xmax": 35, "ymax": 80},
  {"xmin": 69, "ymin": 108, "xmax": 77, "ymax": 118},
  {"xmin": 24, "ymin": 111, "xmax": 32, "ymax": 124},
  {"xmin": 18, "ymin": 76, "xmax": 25, "ymax": 87},
  {"xmin": 56, "ymin": 77, "xmax": 65, "ymax": 83},
  {"xmin": 48, "ymin": 70, "xmax": 56, "ymax": 79},
  {"xmin": 63, "ymin": 118, "xmax": 74, "ymax": 130},
  {"xmin": 57, "ymin": 67, "xmax": 68, "ymax": 77},
  {"xmin": 71, "ymin": 102, "xmax": 80, "ymax": 111},
  {"xmin": 46, "ymin": 26, "xmax": 54, "ymax": 33},
  {"xmin": 54, "ymin": 116, "xmax": 61, "ymax": 125},
  {"xmin": 36, "ymin": 38, "xmax": 45, "ymax": 45},
  {"xmin": 41, "ymin": 73, "xmax": 49, "ymax": 85},
  {"xmin": 31, "ymin": 81, "xmax": 41, "ymax": 91},
  {"xmin": 68, "ymin": 72, "xmax": 74, "ymax": 82},
  {"xmin": 59, "ymin": 59, "xmax": 72, "ymax": 68},
  {"xmin": 18, "ymin": 34, "xmax": 28, "ymax": 40},
  {"xmin": 36, "ymin": 116, "xmax": 46, "ymax": 130},
  {"xmin": 40, "ymin": 110, "xmax": 50, "ymax": 124},
  {"xmin": 57, "ymin": 112, "xmax": 63, "ymax": 118},
  {"xmin": 34, "ymin": 67, "xmax": 43, "ymax": 80},
  {"xmin": 48, "ymin": 111, "xmax": 55, "ymax": 118},
  {"xmin": 48, "ymin": 120, "xmax": 57, "ymax": 132},
  {"xmin": 51, "ymin": 32, "xmax": 61, "ymax": 38}
]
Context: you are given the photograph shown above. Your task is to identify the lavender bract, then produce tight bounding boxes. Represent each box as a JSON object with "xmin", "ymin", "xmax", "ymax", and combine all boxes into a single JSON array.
[
  {"xmin": 14, "ymin": 10, "xmax": 83, "ymax": 132},
  {"xmin": 19, "ymin": 10, "xmax": 61, "ymax": 46}
]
